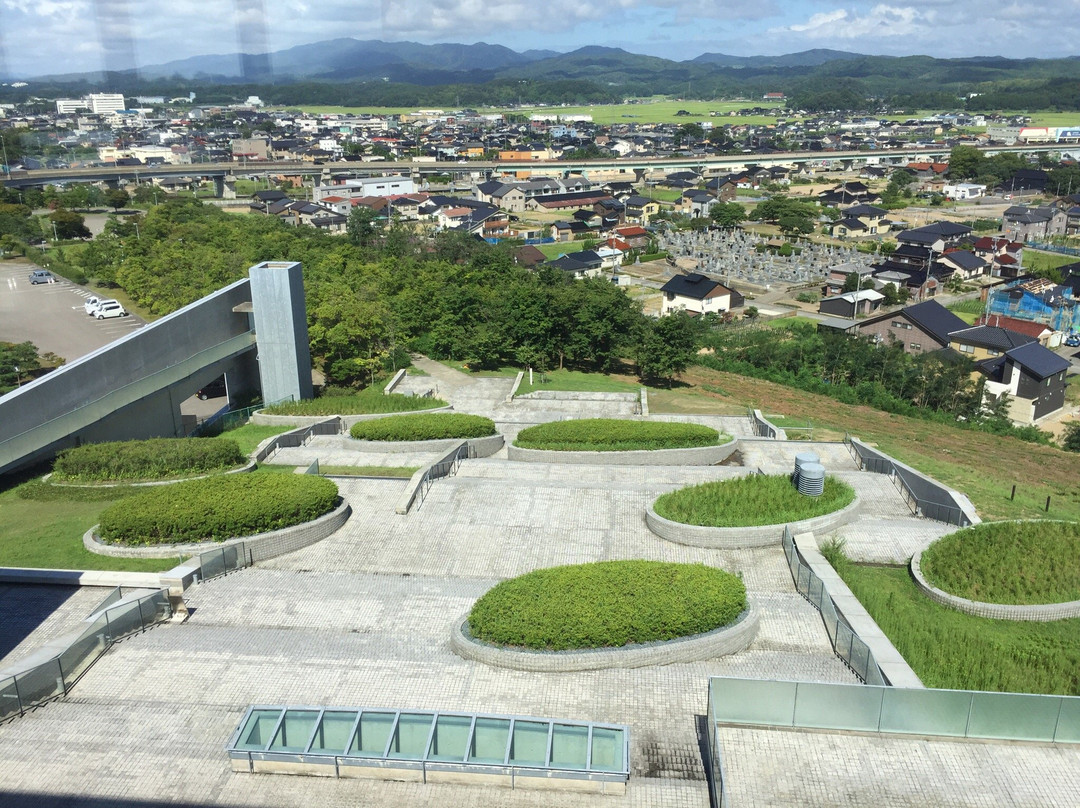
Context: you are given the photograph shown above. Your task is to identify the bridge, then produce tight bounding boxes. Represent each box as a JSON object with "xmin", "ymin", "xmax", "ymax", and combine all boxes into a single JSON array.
[{"xmin": 2, "ymin": 143, "xmax": 1074, "ymax": 194}]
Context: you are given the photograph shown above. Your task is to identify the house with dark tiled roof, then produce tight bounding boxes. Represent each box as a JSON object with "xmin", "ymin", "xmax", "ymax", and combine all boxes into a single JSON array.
[
  {"xmin": 660, "ymin": 273, "xmax": 739, "ymax": 316},
  {"xmin": 935, "ymin": 249, "xmax": 988, "ymax": 281},
  {"xmin": 545, "ymin": 251, "xmax": 604, "ymax": 279},
  {"xmin": 1002, "ymin": 205, "xmax": 1066, "ymax": 241},
  {"xmin": 974, "ymin": 314, "xmax": 1053, "ymax": 346},
  {"xmin": 981, "ymin": 341, "xmax": 1070, "ymax": 423},
  {"xmin": 948, "ymin": 325, "xmax": 1036, "ymax": 362},
  {"xmin": 850, "ymin": 300, "xmax": 970, "ymax": 354},
  {"xmin": 818, "ymin": 289, "xmax": 885, "ymax": 318}
]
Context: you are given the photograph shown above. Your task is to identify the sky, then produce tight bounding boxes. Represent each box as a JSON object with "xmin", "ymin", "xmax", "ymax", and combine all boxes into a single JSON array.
[{"xmin": 2, "ymin": 0, "xmax": 1079, "ymax": 79}]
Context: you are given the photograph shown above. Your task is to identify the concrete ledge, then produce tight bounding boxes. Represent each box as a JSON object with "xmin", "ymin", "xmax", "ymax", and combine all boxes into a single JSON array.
[
  {"xmin": 795, "ymin": 532, "xmax": 923, "ymax": 688},
  {"xmin": 343, "ymin": 433, "xmax": 504, "ymax": 456},
  {"xmin": 84, "ymin": 497, "xmax": 352, "ymax": 560},
  {"xmin": 513, "ymin": 390, "xmax": 639, "ymax": 402},
  {"xmin": 0, "ymin": 567, "xmax": 164, "ymax": 588},
  {"xmin": 911, "ymin": 533, "xmax": 1080, "ymax": 622},
  {"xmin": 251, "ymin": 405, "xmax": 453, "ymax": 429},
  {"xmin": 384, "ymin": 368, "xmax": 407, "ymax": 394},
  {"xmin": 646, "ymin": 494, "xmax": 861, "ymax": 549},
  {"xmin": 450, "ymin": 604, "xmax": 758, "ymax": 672},
  {"xmin": 751, "ymin": 409, "xmax": 786, "ymax": 440},
  {"xmin": 507, "ymin": 437, "xmax": 737, "ymax": 466},
  {"xmin": 506, "ymin": 371, "xmax": 524, "ymax": 402},
  {"xmin": 43, "ymin": 460, "xmax": 257, "ymax": 488},
  {"xmin": 395, "ymin": 441, "xmax": 469, "ymax": 515}
]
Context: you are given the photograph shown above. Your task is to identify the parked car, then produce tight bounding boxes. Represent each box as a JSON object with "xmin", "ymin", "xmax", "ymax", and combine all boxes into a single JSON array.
[
  {"xmin": 84, "ymin": 295, "xmax": 118, "ymax": 315},
  {"xmin": 28, "ymin": 270, "xmax": 55, "ymax": 284},
  {"xmin": 1065, "ymin": 333, "xmax": 1080, "ymax": 348},
  {"xmin": 196, "ymin": 376, "xmax": 227, "ymax": 400},
  {"xmin": 95, "ymin": 302, "xmax": 129, "ymax": 319}
]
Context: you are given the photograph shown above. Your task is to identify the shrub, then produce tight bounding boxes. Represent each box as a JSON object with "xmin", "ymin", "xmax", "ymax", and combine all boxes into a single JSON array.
[
  {"xmin": 514, "ymin": 419, "xmax": 722, "ymax": 451},
  {"xmin": 52, "ymin": 438, "xmax": 244, "ymax": 482},
  {"xmin": 349, "ymin": 413, "xmax": 496, "ymax": 441},
  {"xmin": 97, "ymin": 474, "xmax": 338, "ymax": 545},
  {"xmin": 468, "ymin": 561, "xmax": 746, "ymax": 650},
  {"xmin": 921, "ymin": 521, "xmax": 1080, "ymax": 605},
  {"xmin": 653, "ymin": 474, "xmax": 855, "ymax": 527},
  {"xmin": 263, "ymin": 385, "xmax": 446, "ymax": 416}
]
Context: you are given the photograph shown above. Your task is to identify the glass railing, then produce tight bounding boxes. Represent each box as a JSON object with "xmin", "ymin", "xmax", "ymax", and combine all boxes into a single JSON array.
[
  {"xmin": 227, "ymin": 705, "xmax": 629, "ymax": 788},
  {"xmin": 0, "ymin": 589, "xmax": 172, "ymax": 723},
  {"xmin": 197, "ymin": 542, "xmax": 250, "ymax": 582}
]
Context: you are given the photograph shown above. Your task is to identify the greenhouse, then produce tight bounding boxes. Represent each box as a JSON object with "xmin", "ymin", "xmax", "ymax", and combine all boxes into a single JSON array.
[{"xmin": 227, "ymin": 705, "xmax": 629, "ymax": 793}]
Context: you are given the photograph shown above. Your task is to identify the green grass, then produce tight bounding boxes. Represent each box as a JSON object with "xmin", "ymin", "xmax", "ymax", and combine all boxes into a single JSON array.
[
  {"xmin": 349, "ymin": 413, "xmax": 497, "ymax": 441},
  {"xmin": 515, "ymin": 418, "xmax": 722, "ymax": 451},
  {"xmin": 644, "ymin": 187, "xmax": 685, "ymax": 202},
  {"xmin": 468, "ymin": 561, "xmax": 746, "ymax": 650},
  {"xmin": 0, "ymin": 480, "xmax": 181, "ymax": 571},
  {"xmin": 535, "ymin": 241, "xmax": 587, "ymax": 259},
  {"xmin": 263, "ymin": 386, "xmax": 447, "ymax": 416},
  {"xmin": 764, "ymin": 316, "xmax": 818, "ymax": 329},
  {"xmin": 516, "ymin": 369, "xmax": 641, "ymax": 396},
  {"xmin": 222, "ymin": 423, "xmax": 296, "ymax": 457},
  {"xmin": 1024, "ymin": 250, "xmax": 1077, "ymax": 276},
  {"xmin": 319, "ymin": 465, "xmax": 418, "ymax": 478},
  {"xmin": 653, "ymin": 473, "xmax": 855, "ymax": 527},
  {"xmin": 827, "ymin": 550, "xmax": 1080, "ymax": 695},
  {"xmin": 921, "ymin": 521, "xmax": 1080, "ymax": 605},
  {"xmin": 437, "ymin": 361, "xmax": 520, "ymax": 378}
]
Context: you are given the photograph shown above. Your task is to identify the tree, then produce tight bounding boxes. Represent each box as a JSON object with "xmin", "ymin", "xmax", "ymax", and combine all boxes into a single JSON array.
[
  {"xmin": 105, "ymin": 188, "xmax": 130, "ymax": 212},
  {"xmin": 709, "ymin": 202, "xmax": 746, "ymax": 229},
  {"xmin": 744, "ymin": 306, "xmax": 760, "ymax": 320},
  {"xmin": 635, "ymin": 313, "xmax": 700, "ymax": 386},
  {"xmin": 841, "ymin": 272, "xmax": 862, "ymax": 293},
  {"xmin": 881, "ymin": 282, "xmax": 902, "ymax": 306},
  {"xmin": 1063, "ymin": 422, "xmax": 1080, "ymax": 452},
  {"xmin": 346, "ymin": 205, "xmax": 383, "ymax": 247},
  {"xmin": 778, "ymin": 214, "xmax": 813, "ymax": 236},
  {"xmin": 947, "ymin": 146, "xmax": 984, "ymax": 180},
  {"xmin": 48, "ymin": 208, "xmax": 91, "ymax": 240}
]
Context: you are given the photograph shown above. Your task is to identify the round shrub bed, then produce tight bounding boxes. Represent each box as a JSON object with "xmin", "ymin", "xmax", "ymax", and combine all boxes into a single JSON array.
[
  {"xmin": 263, "ymin": 390, "xmax": 447, "ymax": 417},
  {"xmin": 653, "ymin": 474, "xmax": 855, "ymax": 528},
  {"xmin": 349, "ymin": 413, "xmax": 496, "ymax": 441},
  {"xmin": 97, "ymin": 474, "xmax": 338, "ymax": 545},
  {"xmin": 514, "ymin": 419, "xmax": 722, "ymax": 451},
  {"xmin": 920, "ymin": 521, "xmax": 1080, "ymax": 606},
  {"xmin": 51, "ymin": 437, "xmax": 245, "ymax": 483},
  {"xmin": 467, "ymin": 561, "xmax": 746, "ymax": 651}
]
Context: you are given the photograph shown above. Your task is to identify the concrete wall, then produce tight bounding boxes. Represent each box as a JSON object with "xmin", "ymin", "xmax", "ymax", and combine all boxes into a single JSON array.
[
  {"xmin": 249, "ymin": 261, "xmax": 313, "ymax": 404},
  {"xmin": 507, "ymin": 438, "xmax": 737, "ymax": 466},
  {"xmin": 346, "ymin": 433, "xmax": 504, "ymax": 456},
  {"xmin": 450, "ymin": 605, "xmax": 759, "ymax": 672},
  {"xmin": 0, "ymin": 279, "xmax": 257, "ymax": 475}
]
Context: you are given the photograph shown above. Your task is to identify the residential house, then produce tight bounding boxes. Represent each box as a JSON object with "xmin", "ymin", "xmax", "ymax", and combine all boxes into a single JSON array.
[
  {"xmin": 852, "ymin": 299, "xmax": 969, "ymax": 354},
  {"xmin": 677, "ymin": 190, "xmax": 720, "ymax": 218},
  {"xmin": 985, "ymin": 277, "xmax": 1079, "ymax": 332},
  {"xmin": 974, "ymin": 314, "xmax": 1053, "ymax": 346},
  {"xmin": 973, "ymin": 237, "xmax": 1024, "ymax": 277},
  {"xmin": 818, "ymin": 181, "xmax": 880, "ymax": 207},
  {"xmin": 943, "ymin": 182, "xmax": 986, "ymax": 201},
  {"xmin": 622, "ymin": 195, "xmax": 661, "ymax": 225},
  {"xmin": 896, "ymin": 221, "xmax": 973, "ymax": 255},
  {"xmin": 948, "ymin": 325, "xmax": 1036, "ymax": 362},
  {"xmin": 550, "ymin": 220, "xmax": 593, "ymax": 242},
  {"xmin": 613, "ymin": 225, "xmax": 649, "ymax": 250},
  {"xmin": 703, "ymin": 175, "xmax": 739, "ymax": 202},
  {"xmin": 1001, "ymin": 205, "xmax": 1066, "ymax": 241},
  {"xmin": 935, "ymin": 250, "xmax": 988, "ymax": 281},
  {"xmin": 981, "ymin": 342, "xmax": 1070, "ymax": 424},
  {"xmin": 831, "ymin": 204, "xmax": 889, "ymax": 239},
  {"xmin": 514, "ymin": 245, "xmax": 547, "ymax": 268},
  {"xmin": 545, "ymin": 251, "xmax": 605, "ymax": 279},
  {"xmin": 818, "ymin": 289, "xmax": 885, "ymax": 319},
  {"xmin": 660, "ymin": 273, "xmax": 739, "ymax": 316},
  {"xmin": 824, "ymin": 262, "xmax": 875, "ymax": 296}
]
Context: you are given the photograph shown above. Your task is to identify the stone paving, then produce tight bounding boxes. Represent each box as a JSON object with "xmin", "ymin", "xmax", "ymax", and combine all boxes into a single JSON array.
[{"xmin": 0, "ymin": 387, "xmax": 1066, "ymax": 807}]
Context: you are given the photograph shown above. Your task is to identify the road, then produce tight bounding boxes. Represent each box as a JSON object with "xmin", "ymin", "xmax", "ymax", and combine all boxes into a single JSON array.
[{"xmin": 0, "ymin": 258, "xmax": 226, "ymax": 422}]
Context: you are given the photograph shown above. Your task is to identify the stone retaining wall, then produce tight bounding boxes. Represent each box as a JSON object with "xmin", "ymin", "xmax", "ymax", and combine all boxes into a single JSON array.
[
  {"xmin": 911, "ymin": 535, "xmax": 1080, "ymax": 621},
  {"xmin": 507, "ymin": 437, "xmax": 737, "ymax": 466},
  {"xmin": 450, "ymin": 604, "xmax": 759, "ymax": 672},
  {"xmin": 646, "ymin": 495, "xmax": 861, "ymax": 549},
  {"xmin": 251, "ymin": 406, "xmax": 453, "ymax": 429},
  {"xmin": 514, "ymin": 390, "xmax": 639, "ymax": 402},
  {"xmin": 343, "ymin": 434, "xmax": 504, "ymax": 456},
  {"xmin": 84, "ymin": 497, "xmax": 352, "ymax": 561}
]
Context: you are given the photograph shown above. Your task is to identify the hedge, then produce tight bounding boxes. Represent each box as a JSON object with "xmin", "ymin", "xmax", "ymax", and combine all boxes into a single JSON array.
[
  {"xmin": 349, "ymin": 413, "xmax": 497, "ymax": 441},
  {"xmin": 97, "ymin": 474, "xmax": 338, "ymax": 545},
  {"xmin": 52, "ymin": 438, "xmax": 245, "ymax": 482},
  {"xmin": 514, "ymin": 419, "xmax": 721, "ymax": 451},
  {"xmin": 468, "ymin": 561, "xmax": 746, "ymax": 651},
  {"xmin": 653, "ymin": 474, "xmax": 855, "ymax": 527},
  {"xmin": 263, "ymin": 386, "xmax": 447, "ymax": 416},
  {"xmin": 921, "ymin": 521, "xmax": 1080, "ymax": 605}
]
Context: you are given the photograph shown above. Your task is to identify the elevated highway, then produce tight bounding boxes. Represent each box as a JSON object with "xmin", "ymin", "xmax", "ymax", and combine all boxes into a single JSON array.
[{"xmin": 2, "ymin": 143, "xmax": 1072, "ymax": 191}]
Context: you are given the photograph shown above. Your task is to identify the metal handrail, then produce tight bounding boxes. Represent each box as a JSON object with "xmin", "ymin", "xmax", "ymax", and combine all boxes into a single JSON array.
[{"xmin": 413, "ymin": 442, "xmax": 470, "ymax": 512}]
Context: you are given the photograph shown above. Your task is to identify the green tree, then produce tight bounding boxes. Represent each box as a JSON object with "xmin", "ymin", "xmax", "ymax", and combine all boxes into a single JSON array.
[
  {"xmin": 105, "ymin": 188, "xmax": 130, "ymax": 211},
  {"xmin": 947, "ymin": 146, "xmax": 984, "ymax": 180},
  {"xmin": 709, "ymin": 202, "xmax": 746, "ymax": 228},
  {"xmin": 49, "ymin": 208, "xmax": 91, "ymax": 240},
  {"xmin": 1062, "ymin": 422, "xmax": 1080, "ymax": 452},
  {"xmin": 635, "ymin": 313, "xmax": 700, "ymax": 385},
  {"xmin": 346, "ymin": 205, "xmax": 383, "ymax": 247},
  {"xmin": 881, "ymin": 282, "xmax": 902, "ymax": 306},
  {"xmin": 0, "ymin": 340, "xmax": 41, "ymax": 393}
]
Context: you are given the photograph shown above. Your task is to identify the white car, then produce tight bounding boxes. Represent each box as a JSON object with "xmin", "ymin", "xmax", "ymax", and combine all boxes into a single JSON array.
[
  {"xmin": 84, "ymin": 295, "xmax": 117, "ymax": 315},
  {"xmin": 95, "ymin": 301, "xmax": 129, "ymax": 319}
]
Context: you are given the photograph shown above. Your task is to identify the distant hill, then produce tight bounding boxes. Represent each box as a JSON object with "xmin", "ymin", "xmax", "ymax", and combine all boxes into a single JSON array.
[{"xmin": 690, "ymin": 49, "xmax": 868, "ymax": 68}]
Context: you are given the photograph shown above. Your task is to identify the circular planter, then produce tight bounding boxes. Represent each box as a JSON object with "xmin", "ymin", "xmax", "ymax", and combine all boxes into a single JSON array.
[
  {"xmin": 507, "ymin": 436, "xmax": 738, "ymax": 466},
  {"xmin": 84, "ymin": 497, "xmax": 351, "ymax": 561},
  {"xmin": 911, "ymin": 527, "xmax": 1080, "ymax": 622},
  {"xmin": 646, "ymin": 494, "xmax": 861, "ymax": 549},
  {"xmin": 251, "ymin": 406, "xmax": 453, "ymax": 429},
  {"xmin": 450, "ymin": 603, "xmax": 759, "ymax": 672},
  {"xmin": 43, "ymin": 460, "xmax": 257, "ymax": 488}
]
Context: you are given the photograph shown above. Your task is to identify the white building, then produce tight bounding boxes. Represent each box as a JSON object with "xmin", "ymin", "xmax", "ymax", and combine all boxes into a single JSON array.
[
  {"xmin": 55, "ymin": 98, "xmax": 88, "ymax": 115},
  {"xmin": 88, "ymin": 93, "xmax": 126, "ymax": 114},
  {"xmin": 313, "ymin": 175, "xmax": 416, "ymax": 202},
  {"xmin": 943, "ymin": 183, "xmax": 986, "ymax": 200}
]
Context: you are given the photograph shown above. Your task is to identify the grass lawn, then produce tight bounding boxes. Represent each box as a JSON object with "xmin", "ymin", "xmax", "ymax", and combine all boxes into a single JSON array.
[
  {"xmin": 536, "ymin": 241, "xmax": 587, "ymax": 260},
  {"xmin": 764, "ymin": 316, "xmax": 818, "ymax": 329},
  {"xmin": 1024, "ymin": 250, "xmax": 1078, "ymax": 275},
  {"xmin": 827, "ymin": 551, "xmax": 1080, "ymax": 695},
  {"xmin": 644, "ymin": 187, "xmax": 684, "ymax": 202},
  {"xmin": 221, "ymin": 423, "xmax": 296, "ymax": 457},
  {"xmin": 437, "ymin": 360, "xmax": 520, "ymax": 378},
  {"xmin": 654, "ymin": 474, "xmax": 855, "ymax": 527},
  {"xmin": 516, "ymin": 368, "xmax": 641, "ymax": 396},
  {"xmin": 674, "ymin": 365, "xmax": 1080, "ymax": 522},
  {"xmin": 319, "ymin": 465, "xmax": 418, "ymax": 478},
  {"xmin": 0, "ymin": 481, "xmax": 181, "ymax": 572}
]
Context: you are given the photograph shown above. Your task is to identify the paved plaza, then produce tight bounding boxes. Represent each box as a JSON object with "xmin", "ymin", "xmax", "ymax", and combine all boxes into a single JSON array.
[{"xmin": 2, "ymin": 378, "xmax": 1077, "ymax": 807}]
